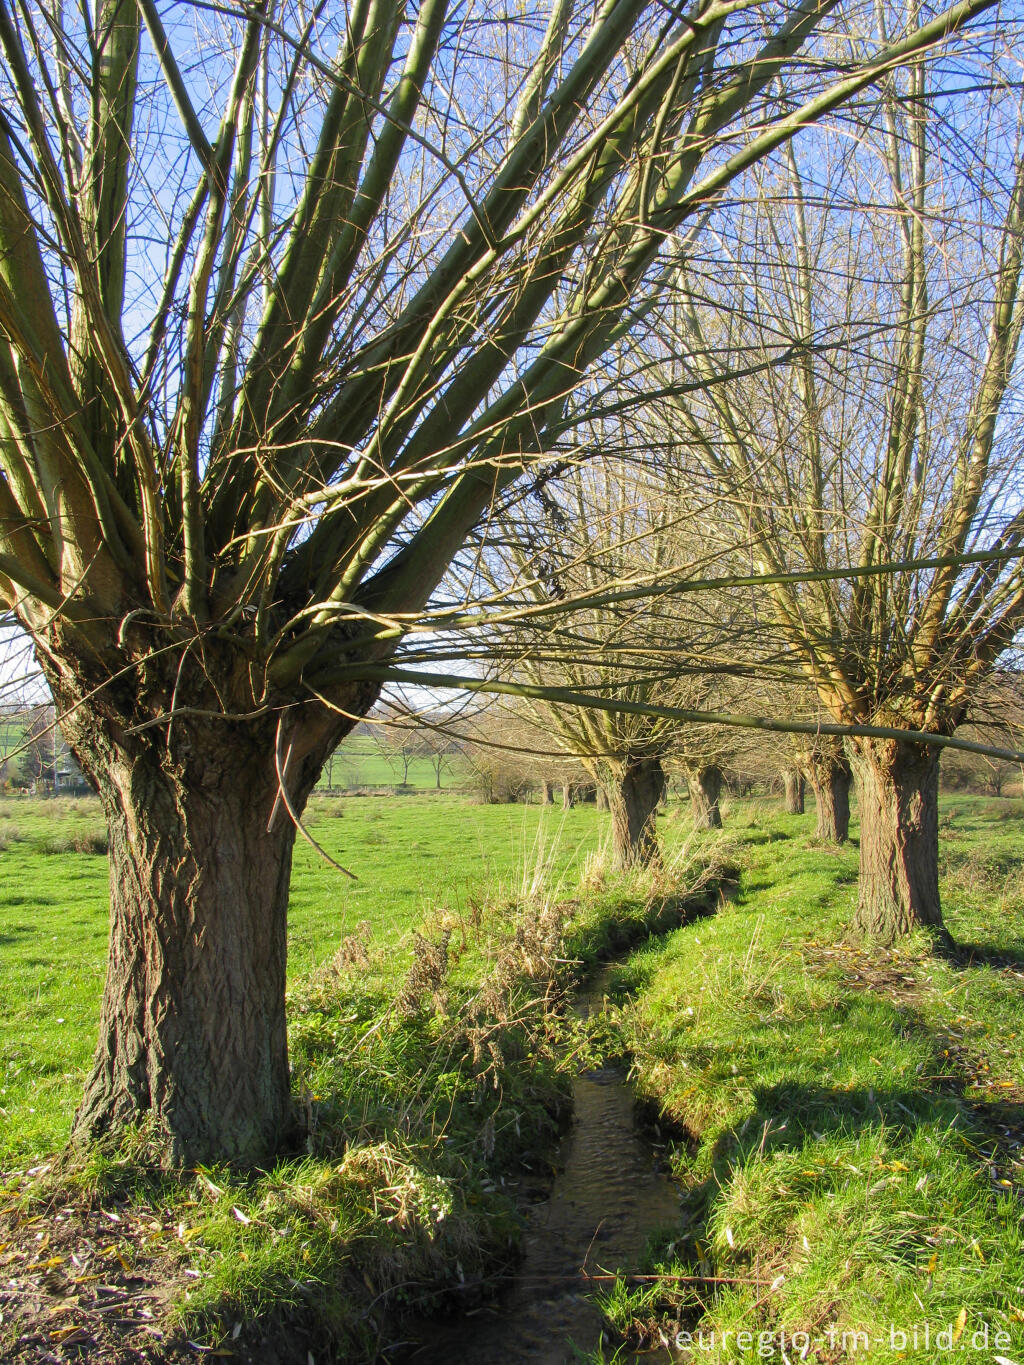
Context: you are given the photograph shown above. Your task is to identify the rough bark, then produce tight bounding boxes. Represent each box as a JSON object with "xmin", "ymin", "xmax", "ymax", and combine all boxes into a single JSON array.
[
  {"xmin": 41, "ymin": 643, "xmax": 366, "ymax": 1166},
  {"xmin": 74, "ymin": 747, "xmax": 295, "ymax": 1164},
  {"xmin": 540, "ymin": 778, "xmax": 554, "ymax": 805},
  {"xmin": 595, "ymin": 784, "xmax": 609, "ymax": 811},
  {"xmin": 687, "ymin": 764, "xmax": 723, "ymax": 830},
  {"xmin": 848, "ymin": 737, "xmax": 943, "ymax": 943},
  {"xmin": 782, "ymin": 767, "xmax": 805, "ymax": 814},
  {"xmin": 562, "ymin": 781, "xmax": 576, "ymax": 809},
  {"xmin": 807, "ymin": 748, "xmax": 851, "ymax": 843},
  {"xmin": 609, "ymin": 757, "xmax": 665, "ymax": 869}
]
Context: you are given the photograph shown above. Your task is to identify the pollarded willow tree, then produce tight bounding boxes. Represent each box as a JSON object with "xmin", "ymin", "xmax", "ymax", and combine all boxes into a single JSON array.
[
  {"xmin": 471, "ymin": 452, "xmax": 749, "ymax": 866},
  {"xmin": 732, "ymin": 690, "xmax": 852, "ymax": 837},
  {"xmin": 0, "ymin": 0, "xmax": 1000, "ymax": 1161},
  {"xmin": 799, "ymin": 735, "xmax": 852, "ymax": 841},
  {"xmin": 939, "ymin": 670, "xmax": 1024, "ymax": 795},
  {"xmin": 654, "ymin": 52, "xmax": 1024, "ymax": 941}
]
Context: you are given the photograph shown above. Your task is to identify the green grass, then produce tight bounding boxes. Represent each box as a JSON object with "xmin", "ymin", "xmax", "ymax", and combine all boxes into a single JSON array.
[
  {"xmin": 318, "ymin": 733, "xmax": 469, "ymax": 790},
  {"xmin": 0, "ymin": 794, "xmax": 606, "ymax": 1166},
  {"xmin": 289, "ymin": 793, "xmax": 605, "ymax": 982},
  {"xmin": 0, "ymin": 790, "xmax": 721, "ymax": 1361},
  {"xmin": 0, "ymin": 798, "xmax": 113, "ymax": 1163},
  {"xmin": 600, "ymin": 796, "xmax": 1024, "ymax": 1362},
  {"xmin": 7, "ymin": 788, "xmax": 1024, "ymax": 1360}
]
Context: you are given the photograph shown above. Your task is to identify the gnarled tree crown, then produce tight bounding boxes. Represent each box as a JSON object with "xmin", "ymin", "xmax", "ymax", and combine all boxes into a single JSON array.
[{"xmin": 0, "ymin": 0, "xmax": 1001, "ymax": 733}]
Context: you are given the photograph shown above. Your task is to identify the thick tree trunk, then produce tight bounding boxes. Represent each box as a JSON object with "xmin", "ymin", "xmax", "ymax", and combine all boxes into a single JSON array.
[
  {"xmin": 687, "ymin": 764, "xmax": 723, "ymax": 830},
  {"xmin": 849, "ymin": 737, "xmax": 943, "ymax": 943},
  {"xmin": 609, "ymin": 757, "xmax": 665, "ymax": 869},
  {"xmin": 46, "ymin": 649, "xmax": 361, "ymax": 1165},
  {"xmin": 540, "ymin": 779, "xmax": 554, "ymax": 805},
  {"xmin": 72, "ymin": 736, "xmax": 306, "ymax": 1165},
  {"xmin": 33, "ymin": 615, "xmax": 375, "ymax": 1168},
  {"xmin": 595, "ymin": 784, "xmax": 609, "ymax": 811},
  {"xmin": 808, "ymin": 749, "xmax": 851, "ymax": 843},
  {"xmin": 562, "ymin": 781, "xmax": 576, "ymax": 809},
  {"xmin": 782, "ymin": 767, "xmax": 805, "ymax": 814}
]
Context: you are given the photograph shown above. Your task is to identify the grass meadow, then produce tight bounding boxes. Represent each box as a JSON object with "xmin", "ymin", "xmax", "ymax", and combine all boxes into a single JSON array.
[
  {"xmin": 0, "ymin": 793, "xmax": 606, "ymax": 1167},
  {"xmin": 600, "ymin": 795, "xmax": 1024, "ymax": 1361},
  {"xmin": 317, "ymin": 732, "xmax": 469, "ymax": 790},
  {"xmin": 3, "ymin": 788, "xmax": 1024, "ymax": 1361}
]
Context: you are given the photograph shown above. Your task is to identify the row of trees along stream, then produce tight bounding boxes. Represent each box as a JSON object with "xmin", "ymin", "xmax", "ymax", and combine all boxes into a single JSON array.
[{"xmin": 0, "ymin": 0, "xmax": 1021, "ymax": 1166}]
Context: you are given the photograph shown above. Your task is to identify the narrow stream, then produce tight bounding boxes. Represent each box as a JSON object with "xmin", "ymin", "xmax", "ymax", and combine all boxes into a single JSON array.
[{"xmin": 403, "ymin": 969, "xmax": 683, "ymax": 1363}]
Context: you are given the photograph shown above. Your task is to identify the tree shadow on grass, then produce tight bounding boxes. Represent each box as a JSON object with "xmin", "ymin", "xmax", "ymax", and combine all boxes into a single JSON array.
[
  {"xmin": 0, "ymin": 924, "xmax": 37, "ymax": 947},
  {"xmin": 935, "ymin": 938, "xmax": 1024, "ymax": 971},
  {"xmin": 650, "ymin": 1076, "xmax": 1024, "ymax": 1302},
  {"xmin": 661, "ymin": 979, "xmax": 1020, "ymax": 1200},
  {"xmin": 693, "ymin": 979, "xmax": 1024, "ymax": 1183},
  {"xmin": 704, "ymin": 1079, "xmax": 960, "ymax": 1176}
]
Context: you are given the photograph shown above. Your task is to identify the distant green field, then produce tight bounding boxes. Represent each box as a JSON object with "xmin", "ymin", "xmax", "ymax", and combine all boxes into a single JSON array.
[
  {"xmin": 0, "ymin": 793, "xmax": 603, "ymax": 1164},
  {"xmin": 317, "ymin": 732, "xmax": 470, "ymax": 790}
]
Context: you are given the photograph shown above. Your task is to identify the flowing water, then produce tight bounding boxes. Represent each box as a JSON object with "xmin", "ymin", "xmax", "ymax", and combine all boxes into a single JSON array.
[{"xmin": 402, "ymin": 970, "xmax": 683, "ymax": 1363}]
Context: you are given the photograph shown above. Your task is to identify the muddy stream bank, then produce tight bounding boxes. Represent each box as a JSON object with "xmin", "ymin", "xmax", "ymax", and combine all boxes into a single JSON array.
[{"xmin": 402, "ymin": 966, "xmax": 684, "ymax": 1363}]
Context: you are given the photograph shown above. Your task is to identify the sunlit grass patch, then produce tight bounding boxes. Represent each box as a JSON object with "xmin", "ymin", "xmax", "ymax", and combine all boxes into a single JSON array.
[
  {"xmin": 604, "ymin": 801, "xmax": 1024, "ymax": 1362},
  {"xmin": 0, "ymin": 795, "xmax": 608, "ymax": 1165},
  {"xmin": 0, "ymin": 794, "xmax": 720, "ymax": 1359}
]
